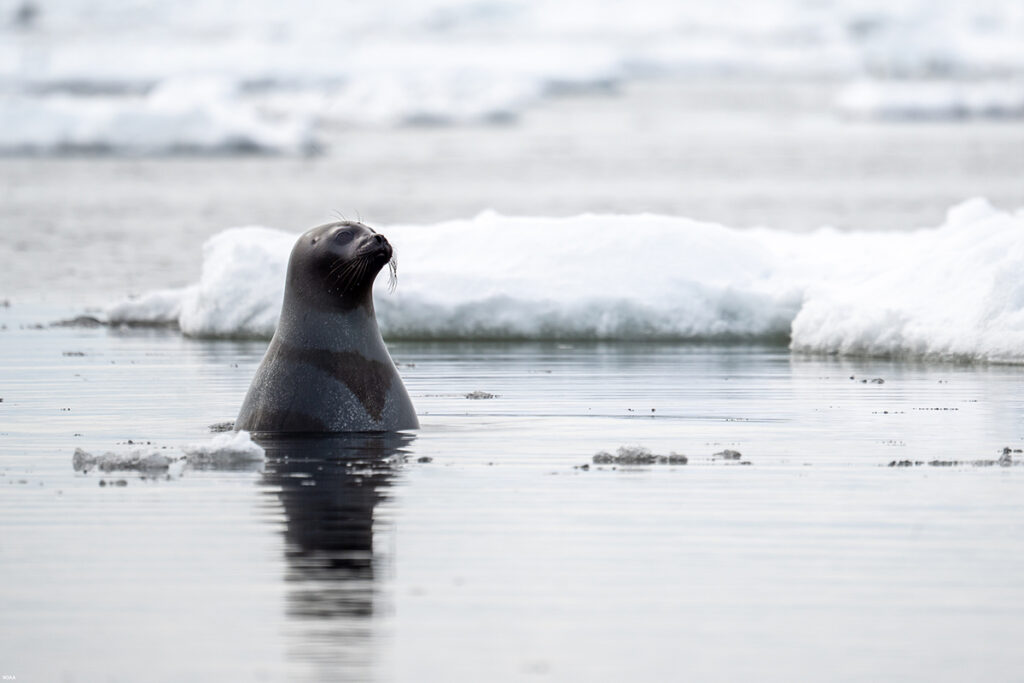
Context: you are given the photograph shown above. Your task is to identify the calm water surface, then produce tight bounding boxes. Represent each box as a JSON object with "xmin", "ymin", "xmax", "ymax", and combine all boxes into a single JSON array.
[{"xmin": 2, "ymin": 307, "xmax": 1023, "ymax": 682}]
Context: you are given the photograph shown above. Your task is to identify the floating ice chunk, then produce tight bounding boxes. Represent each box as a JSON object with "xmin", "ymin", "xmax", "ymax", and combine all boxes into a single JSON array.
[
  {"xmin": 465, "ymin": 391, "xmax": 497, "ymax": 400},
  {"xmin": 72, "ymin": 446, "xmax": 178, "ymax": 472},
  {"xmin": 105, "ymin": 198, "xmax": 1024, "ymax": 363},
  {"xmin": 72, "ymin": 431, "xmax": 263, "ymax": 474},
  {"xmin": 107, "ymin": 287, "xmax": 189, "ymax": 327},
  {"xmin": 177, "ymin": 227, "xmax": 294, "ymax": 338},
  {"xmin": 790, "ymin": 199, "xmax": 1024, "ymax": 362},
  {"xmin": 106, "ymin": 227, "xmax": 293, "ymax": 337},
  {"xmin": 182, "ymin": 431, "xmax": 266, "ymax": 465}
]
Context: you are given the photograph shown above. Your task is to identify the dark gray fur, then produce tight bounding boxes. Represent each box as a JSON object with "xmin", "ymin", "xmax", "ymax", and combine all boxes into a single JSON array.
[{"xmin": 236, "ymin": 221, "xmax": 418, "ymax": 433}]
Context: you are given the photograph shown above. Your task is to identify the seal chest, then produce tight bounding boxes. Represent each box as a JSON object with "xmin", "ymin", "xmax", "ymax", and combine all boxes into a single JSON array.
[{"xmin": 236, "ymin": 221, "xmax": 419, "ymax": 433}]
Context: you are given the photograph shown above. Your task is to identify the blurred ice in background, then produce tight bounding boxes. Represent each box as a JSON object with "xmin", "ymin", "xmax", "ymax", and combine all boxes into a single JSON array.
[{"xmin": 2, "ymin": 0, "xmax": 1024, "ymax": 153}]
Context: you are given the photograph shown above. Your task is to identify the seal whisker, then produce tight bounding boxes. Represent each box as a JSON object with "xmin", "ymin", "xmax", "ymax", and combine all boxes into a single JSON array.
[
  {"xmin": 339, "ymin": 255, "xmax": 376, "ymax": 294},
  {"xmin": 353, "ymin": 259, "xmax": 369, "ymax": 289},
  {"xmin": 326, "ymin": 257, "xmax": 345, "ymax": 277},
  {"xmin": 387, "ymin": 252, "xmax": 398, "ymax": 293},
  {"xmin": 329, "ymin": 259, "xmax": 362, "ymax": 293},
  {"xmin": 327, "ymin": 256, "xmax": 351, "ymax": 280},
  {"xmin": 334, "ymin": 261, "xmax": 362, "ymax": 292}
]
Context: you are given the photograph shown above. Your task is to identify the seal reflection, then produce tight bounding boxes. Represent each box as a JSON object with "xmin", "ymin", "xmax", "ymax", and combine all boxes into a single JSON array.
[{"xmin": 257, "ymin": 432, "xmax": 413, "ymax": 670}]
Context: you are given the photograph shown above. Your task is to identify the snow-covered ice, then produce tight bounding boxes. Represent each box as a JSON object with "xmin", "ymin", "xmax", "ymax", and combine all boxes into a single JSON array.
[{"xmin": 107, "ymin": 198, "xmax": 1024, "ymax": 363}]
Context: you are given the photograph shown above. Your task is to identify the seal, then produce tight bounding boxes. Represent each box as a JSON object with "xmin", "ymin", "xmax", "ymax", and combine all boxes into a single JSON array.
[{"xmin": 235, "ymin": 221, "xmax": 419, "ymax": 433}]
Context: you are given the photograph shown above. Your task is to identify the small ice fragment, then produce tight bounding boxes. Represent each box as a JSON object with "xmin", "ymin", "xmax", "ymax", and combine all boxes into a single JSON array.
[
  {"xmin": 465, "ymin": 391, "xmax": 497, "ymax": 399},
  {"xmin": 138, "ymin": 453, "xmax": 173, "ymax": 469},
  {"xmin": 73, "ymin": 446, "xmax": 178, "ymax": 471},
  {"xmin": 591, "ymin": 446, "xmax": 686, "ymax": 465},
  {"xmin": 612, "ymin": 446, "xmax": 657, "ymax": 464},
  {"xmin": 72, "ymin": 447, "xmax": 94, "ymax": 470},
  {"xmin": 713, "ymin": 449, "xmax": 742, "ymax": 460},
  {"xmin": 182, "ymin": 430, "xmax": 265, "ymax": 465}
]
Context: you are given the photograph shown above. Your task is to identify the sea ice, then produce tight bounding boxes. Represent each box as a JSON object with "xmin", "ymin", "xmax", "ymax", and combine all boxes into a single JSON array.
[
  {"xmin": 71, "ymin": 432, "xmax": 265, "ymax": 473},
  {"xmin": 72, "ymin": 446, "xmax": 178, "ymax": 472},
  {"xmin": 182, "ymin": 431, "xmax": 266, "ymax": 466},
  {"xmin": 105, "ymin": 198, "xmax": 1024, "ymax": 363}
]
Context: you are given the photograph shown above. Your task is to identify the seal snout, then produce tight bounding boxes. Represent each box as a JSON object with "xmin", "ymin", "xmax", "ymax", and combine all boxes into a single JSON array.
[{"xmin": 367, "ymin": 232, "xmax": 393, "ymax": 260}]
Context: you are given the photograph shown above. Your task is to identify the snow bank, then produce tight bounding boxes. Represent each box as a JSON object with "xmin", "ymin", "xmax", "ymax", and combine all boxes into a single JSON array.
[
  {"xmin": 106, "ymin": 198, "xmax": 1024, "ymax": 363},
  {"xmin": 790, "ymin": 199, "xmax": 1024, "ymax": 362}
]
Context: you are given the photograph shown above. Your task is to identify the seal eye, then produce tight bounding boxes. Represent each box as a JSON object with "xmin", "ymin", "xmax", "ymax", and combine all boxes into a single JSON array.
[{"xmin": 334, "ymin": 230, "xmax": 354, "ymax": 245}]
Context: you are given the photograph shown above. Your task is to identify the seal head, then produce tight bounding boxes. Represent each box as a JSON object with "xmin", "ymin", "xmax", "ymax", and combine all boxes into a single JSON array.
[{"xmin": 236, "ymin": 221, "xmax": 419, "ymax": 433}]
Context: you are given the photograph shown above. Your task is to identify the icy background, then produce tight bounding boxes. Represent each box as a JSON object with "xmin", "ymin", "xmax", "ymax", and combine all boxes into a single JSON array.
[{"xmin": 2, "ymin": 0, "xmax": 1024, "ymax": 152}]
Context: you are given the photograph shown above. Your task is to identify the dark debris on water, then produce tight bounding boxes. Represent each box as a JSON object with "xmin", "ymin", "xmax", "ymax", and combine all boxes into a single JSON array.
[
  {"xmin": 51, "ymin": 315, "xmax": 106, "ymax": 328},
  {"xmin": 465, "ymin": 391, "xmax": 498, "ymax": 400},
  {"xmin": 889, "ymin": 447, "xmax": 1023, "ymax": 468},
  {"xmin": 593, "ymin": 446, "xmax": 688, "ymax": 465}
]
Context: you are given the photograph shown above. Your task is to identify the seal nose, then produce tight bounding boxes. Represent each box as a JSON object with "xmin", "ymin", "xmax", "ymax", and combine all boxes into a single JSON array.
[{"xmin": 373, "ymin": 233, "xmax": 393, "ymax": 258}]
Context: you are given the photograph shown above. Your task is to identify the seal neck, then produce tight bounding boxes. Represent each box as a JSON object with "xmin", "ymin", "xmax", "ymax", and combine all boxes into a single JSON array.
[{"xmin": 274, "ymin": 290, "xmax": 387, "ymax": 357}]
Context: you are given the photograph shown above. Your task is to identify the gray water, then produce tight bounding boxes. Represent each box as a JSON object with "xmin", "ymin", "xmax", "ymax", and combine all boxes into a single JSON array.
[
  {"xmin": 3, "ymin": 82, "xmax": 1024, "ymax": 682},
  {"xmin": 2, "ymin": 304, "xmax": 1024, "ymax": 681}
]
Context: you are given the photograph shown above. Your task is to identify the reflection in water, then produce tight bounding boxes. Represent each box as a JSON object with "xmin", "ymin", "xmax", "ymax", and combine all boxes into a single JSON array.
[{"xmin": 258, "ymin": 432, "xmax": 414, "ymax": 677}]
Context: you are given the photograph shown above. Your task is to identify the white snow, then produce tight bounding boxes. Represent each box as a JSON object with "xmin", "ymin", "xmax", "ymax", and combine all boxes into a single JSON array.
[
  {"xmin": 106, "ymin": 198, "xmax": 1024, "ymax": 363},
  {"xmin": 790, "ymin": 198, "xmax": 1024, "ymax": 362}
]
